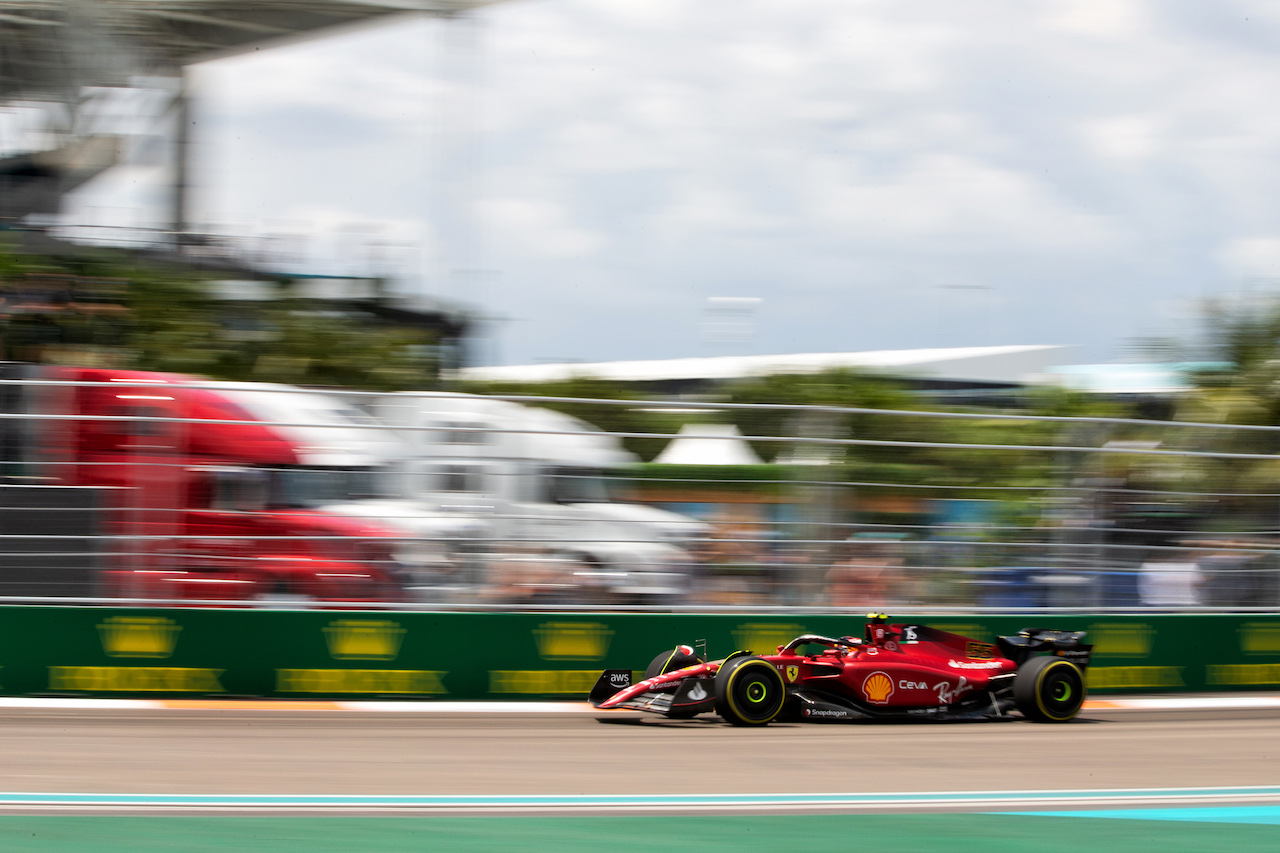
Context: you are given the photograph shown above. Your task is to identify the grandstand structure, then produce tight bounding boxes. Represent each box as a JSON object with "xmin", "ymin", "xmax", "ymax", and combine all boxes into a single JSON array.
[
  {"xmin": 0, "ymin": 0, "xmax": 501, "ymax": 229},
  {"xmin": 1, "ymin": 1, "xmax": 498, "ymax": 366}
]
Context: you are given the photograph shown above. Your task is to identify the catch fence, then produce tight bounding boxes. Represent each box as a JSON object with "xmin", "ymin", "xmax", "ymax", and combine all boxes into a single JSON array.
[{"xmin": 2, "ymin": 377, "xmax": 1280, "ymax": 612}]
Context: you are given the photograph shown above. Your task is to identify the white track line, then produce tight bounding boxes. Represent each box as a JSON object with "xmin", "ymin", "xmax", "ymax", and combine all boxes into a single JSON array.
[{"xmin": 2, "ymin": 786, "xmax": 1280, "ymax": 815}]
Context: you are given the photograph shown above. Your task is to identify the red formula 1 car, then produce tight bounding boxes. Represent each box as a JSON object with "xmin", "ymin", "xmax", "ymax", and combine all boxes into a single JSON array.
[{"xmin": 590, "ymin": 615, "xmax": 1093, "ymax": 725}]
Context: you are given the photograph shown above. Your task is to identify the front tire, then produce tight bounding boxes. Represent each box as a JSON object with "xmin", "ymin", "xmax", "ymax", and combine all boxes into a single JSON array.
[
  {"xmin": 644, "ymin": 646, "xmax": 703, "ymax": 680},
  {"xmin": 715, "ymin": 656, "xmax": 785, "ymax": 726},
  {"xmin": 1014, "ymin": 655, "xmax": 1086, "ymax": 722}
]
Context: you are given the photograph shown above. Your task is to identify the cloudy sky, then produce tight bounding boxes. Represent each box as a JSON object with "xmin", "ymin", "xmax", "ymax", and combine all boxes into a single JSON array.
[{"xmin": 71, "ymin": 0, "xmax": 1280, "ymax": 366}]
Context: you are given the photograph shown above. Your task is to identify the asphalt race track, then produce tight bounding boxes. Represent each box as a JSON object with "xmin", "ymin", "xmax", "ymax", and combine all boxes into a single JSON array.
[{"xmin": 0, "ymin": 704, "xmax": 1277, "ymax": 802}]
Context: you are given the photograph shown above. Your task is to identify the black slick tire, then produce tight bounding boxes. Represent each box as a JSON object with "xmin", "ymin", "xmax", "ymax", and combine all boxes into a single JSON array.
[
  {"xmin": 645, "ymin": 646, "xmax": 703, "ymax": 680},
  {"xmin": 646, "ymin": 646, "xmax": 705, "ymax": 720},
  {"xmin": 1014, "ymin": 655, "xmax": 1086, "ymax": 722},
  {"xmin": 714, "ymin": 656, "xmax": 785, "ymax": 726}
]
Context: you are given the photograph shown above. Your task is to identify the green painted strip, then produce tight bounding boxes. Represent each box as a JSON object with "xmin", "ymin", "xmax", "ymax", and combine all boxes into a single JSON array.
[{"xmin": 1, "ymin": 814, "xmax": 1278, "ymax": 853}]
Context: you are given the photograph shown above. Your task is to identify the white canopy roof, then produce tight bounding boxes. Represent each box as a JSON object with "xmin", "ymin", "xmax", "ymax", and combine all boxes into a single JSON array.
[
  {"xmin": 456, "ymin": 344, "xmax": 1068, "ymax": 386},
  {"xmin": 652, "ymin": 424, "xmax": 765, "ymax": 466}
]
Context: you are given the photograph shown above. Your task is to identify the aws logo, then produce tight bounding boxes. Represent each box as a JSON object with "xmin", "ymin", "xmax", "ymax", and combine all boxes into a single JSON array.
[
  {"xmin": 98, "ymin": 616, "xmax": 181, "ymax": 659},
  {"xmin": 323, "ymin": 620, "xmax": 406, "ymax": 661},
  {"xmin": 534, "ymin": 622, "xmax": 614, "ymax": 661},
  {"xmin": 862, "ymin": 671, "xmax": 894, "ymax": 704}
]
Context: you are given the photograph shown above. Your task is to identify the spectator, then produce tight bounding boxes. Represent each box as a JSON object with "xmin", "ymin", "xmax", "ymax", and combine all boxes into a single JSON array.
[
  {"xmin": 1138, "ymin": 549, "xmax": 1203, "ymax": 608},
  {"xmin": 826, "ymin": 535, "xmax": 905, "ymax": 610}
]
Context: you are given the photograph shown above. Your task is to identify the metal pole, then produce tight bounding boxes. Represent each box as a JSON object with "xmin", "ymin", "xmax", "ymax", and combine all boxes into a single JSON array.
[{"xmin": 170, "ymin": 71, "xmax": 191, "ymax": 245}]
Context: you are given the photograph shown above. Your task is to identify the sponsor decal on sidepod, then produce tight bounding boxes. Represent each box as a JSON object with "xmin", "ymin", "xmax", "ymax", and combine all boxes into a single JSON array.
[
  {"xmin": 948, "ymin": 659, "xmax": 1004, "ymax": 670},
  {"xmin": 862, "ymin": 671, "xmax": 894, "ymax": 704},
  {"xmin": 934, "ymin": 677, "xmax": 970, "ymax": 705}
]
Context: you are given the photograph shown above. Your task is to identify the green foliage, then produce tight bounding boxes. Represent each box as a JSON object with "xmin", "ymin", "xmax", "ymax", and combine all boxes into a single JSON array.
[
  {"xmin": 720, "ymin": 368, "xmax": 913, "ymax": 462},
  {"xmin": 454, "ymin": 377, "xmax": 685, "ymax": 460},
  {"xmin": 0, "ymin": 242, "xmax": 438, "ymax": 390},
  {"xmin": 1132, "ymin": 295, "xmax": 1280, "ymax": 524},
  {"xmin": 458, "ymin": 369, "xmax": 1143, "ymax": 509},
  {"xmin": 630, "ymin": 463, "xmax": 789, "ymax": 493}
]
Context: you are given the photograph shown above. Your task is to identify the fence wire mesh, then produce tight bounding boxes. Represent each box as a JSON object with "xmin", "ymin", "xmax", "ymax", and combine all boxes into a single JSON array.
[{"xmin": 2, "ymin": 378, "xmax": 1279, "ymax": 612}]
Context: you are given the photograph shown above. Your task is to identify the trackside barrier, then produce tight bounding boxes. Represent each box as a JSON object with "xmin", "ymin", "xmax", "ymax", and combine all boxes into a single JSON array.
[{"xmin": 0, "ymin": 607, "xmax": 1278, "ymax": 699}]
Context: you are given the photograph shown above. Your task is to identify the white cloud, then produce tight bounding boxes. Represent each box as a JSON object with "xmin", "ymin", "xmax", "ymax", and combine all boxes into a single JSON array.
[
  {"xmin": 476, "ymin": 196, "xmax": 605, "ymax": 258},
  {"xmin": 806, "ymin": 154, "xmax": 1113, "ymax": 249},
  {"xmin": 1079, "ymin": 114, "xmax": 1165, "ymax": 161},
  {"xmin": 1040, "ymin": 0, "xmax": 1151, "ymax": 38},
  {"xmin": 68, "ymin": 0, "xmax": 1280, "ymax": 364},
  {"xmin": 652, "ymin": 185, "xmax": 785, "ymax": 242},
  {"xmin": 1218, "ymin": 237, "xmax": 1280, "ymax": 280}
]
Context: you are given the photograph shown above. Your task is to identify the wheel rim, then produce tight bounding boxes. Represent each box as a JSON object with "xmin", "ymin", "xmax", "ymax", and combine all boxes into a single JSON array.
[
  {"xmin": 726, "ymin": 662, "xmax": 783, "ymax": 723},
  {"xmin": 1039, "ymin": 664, "xmax": 1083, "ymax": 720}
]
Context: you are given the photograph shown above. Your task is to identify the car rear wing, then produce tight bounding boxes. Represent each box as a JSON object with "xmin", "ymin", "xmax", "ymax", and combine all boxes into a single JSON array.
[{"xmin": 997, "ymin": 628, "xmax": 1093, "ymax": 668}]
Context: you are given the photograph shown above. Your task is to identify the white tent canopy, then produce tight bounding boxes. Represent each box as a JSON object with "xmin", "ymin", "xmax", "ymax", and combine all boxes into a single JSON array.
[{"xmin": 652, "ymin": 424, "xmax": 765, "ymax": 466}]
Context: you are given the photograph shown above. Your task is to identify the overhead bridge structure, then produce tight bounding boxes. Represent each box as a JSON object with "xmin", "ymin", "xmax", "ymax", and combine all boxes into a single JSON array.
[
  {"xmin": 0, "ymin": 0, "xmax": 501, "ymax": 226},
  {"xmin": 0, "ymin": 0, "xmax": 500, "ymax": 96}
]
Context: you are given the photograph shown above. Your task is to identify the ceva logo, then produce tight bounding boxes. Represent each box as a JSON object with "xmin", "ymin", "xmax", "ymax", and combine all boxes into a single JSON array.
[
  {"xmin": 98, "ymin": 616, "xmax": 181, "ymax": 659},
  {"xmin": 323, "ymin": 620, "xmax": 406, "ymax": 661},
  {"xmin": 534, "ymin": 622, "xmax": 614, "ymax": 661}
]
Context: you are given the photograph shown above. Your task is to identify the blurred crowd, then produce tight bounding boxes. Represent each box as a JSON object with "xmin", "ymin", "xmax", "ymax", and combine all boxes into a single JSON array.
[{"xmin": 421, "ymin": 528, "xmax": 1280, "ymax": 611}]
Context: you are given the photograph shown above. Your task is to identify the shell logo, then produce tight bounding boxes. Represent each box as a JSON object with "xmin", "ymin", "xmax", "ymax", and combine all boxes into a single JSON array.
[{"xmin": 862, "ymin": 671, "xmax": 894, "ymax": 704}]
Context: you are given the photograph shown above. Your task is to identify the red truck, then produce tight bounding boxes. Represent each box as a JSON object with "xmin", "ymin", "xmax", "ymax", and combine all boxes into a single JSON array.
[{"xmin": 22, "ymin": 366, "xmax": 410, "ymax": 602}]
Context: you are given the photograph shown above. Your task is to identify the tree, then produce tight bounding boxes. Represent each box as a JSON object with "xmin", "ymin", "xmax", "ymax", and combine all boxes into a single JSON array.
[
  {"xmin": 454, "ymin": 376, "xmax": 684, "ymax": 461},
  {"xmin": 1124, "ymin": 294, "xmax": 1280, "ymax": 529},
  {"xmin": 0, "ymin": 241, "xmax": 441, "ymax": 390}
]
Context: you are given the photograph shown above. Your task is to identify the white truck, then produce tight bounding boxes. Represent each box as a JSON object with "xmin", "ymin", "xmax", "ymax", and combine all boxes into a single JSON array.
[
  {"xmin": 199, "ymin": 382, "xmax": 479, "ymax": 593},
  {"xmin": 374, "ymin": 393, "xmax": 709, "ymax": 603}
]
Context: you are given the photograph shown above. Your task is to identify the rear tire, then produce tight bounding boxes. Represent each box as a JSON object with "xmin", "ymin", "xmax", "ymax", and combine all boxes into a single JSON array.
[
  {"xmin": 715, "ymin": 656, "xmax": 785, "ymax": 726},
  {"xmin": 1014, "ymin": 655, "xmax": 1086, "ymax": 722}
]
